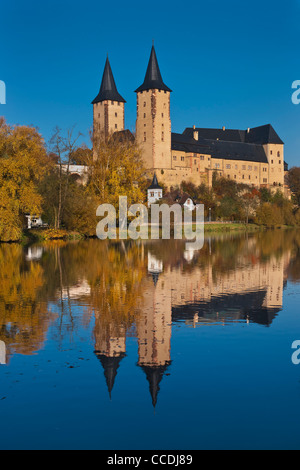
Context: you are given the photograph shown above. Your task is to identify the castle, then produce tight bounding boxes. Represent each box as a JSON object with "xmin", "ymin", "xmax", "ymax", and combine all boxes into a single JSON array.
[{"xmin": 92, "ymin": 46, "xmax": 288, "ymax": 192}]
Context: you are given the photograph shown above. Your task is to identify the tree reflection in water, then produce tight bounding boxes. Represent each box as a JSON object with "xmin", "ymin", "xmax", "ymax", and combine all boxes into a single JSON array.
[{"xmin": 0, "ymin": 230, "xmax": 300, "ymax": 404}]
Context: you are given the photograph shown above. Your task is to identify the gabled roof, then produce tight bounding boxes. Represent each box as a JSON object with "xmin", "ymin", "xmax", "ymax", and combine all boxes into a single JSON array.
[
  {"xmin": 183, "ymin": 127, "xmax": 245, "ymax": 143},
  {"xmin": 183, "ymin": 124, "xmax": 284, "ymax": 145},
  {"xmin": 135, "ymin": 46, "xmax": 172, "ymax": 93},
  {"xmin": 171, "ymin": 132, "xmax": 211, "ymax": 154},
  {"xmin": 244, "ymin": 124, "xmax": 284, "ymax": 145},
  {"xmin": 148, "ymin": 173, "xmax": 162, "ymax": 190},
  {"xmin": 209, "ymin": 139, "xmax": 268, "ymax": 163},
  {"xmin": 92, "ymin": 57, "xmax": 126, "ymax": 104}
]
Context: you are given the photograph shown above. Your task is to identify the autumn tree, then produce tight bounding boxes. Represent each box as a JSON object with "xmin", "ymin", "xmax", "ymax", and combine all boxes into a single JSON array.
[
  {"xmin": 87, "ymin": 130, "xmax": 146, "ymax": 209},
  {"xmin": 287, "ymin": 167, "xmax": 300, "ymax": 205},
  {"xmin": 0, "ymin": 118, "xmax": 51, "ymax": 241},
  {"xmin": 40, "ymin": 126, "xmax": 83, "ymax": 229}
]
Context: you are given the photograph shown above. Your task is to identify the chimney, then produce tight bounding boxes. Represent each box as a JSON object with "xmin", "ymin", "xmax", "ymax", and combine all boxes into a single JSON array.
[
  {"xmin": 193, "ymin": 125, "xmax": 198, "ymax": 141},
  {"xmin": 247, "ymin": 128, "xmax": 250, "ymax": 133},
  {"xmin": 222, "ymin": 126, "xmax": 226, "ymax": 131}
]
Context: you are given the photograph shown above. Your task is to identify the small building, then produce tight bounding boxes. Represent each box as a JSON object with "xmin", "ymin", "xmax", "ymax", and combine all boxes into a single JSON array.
[
  {"xmin": 177, "ymin": 193, "xmax": 196, "ymax": 211},
  {"xmin": 147, "ymin": 173, "xmax": 163, "ymax": 206},
  {"xmin": 25, "ymin": 215, "xmax": 47, "ymax": 229}
]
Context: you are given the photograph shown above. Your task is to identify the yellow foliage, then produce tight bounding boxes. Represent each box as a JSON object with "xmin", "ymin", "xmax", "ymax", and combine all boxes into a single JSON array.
[{"xmin": 0, "ymin": 118, "xmax": 52, "ymax": 241}]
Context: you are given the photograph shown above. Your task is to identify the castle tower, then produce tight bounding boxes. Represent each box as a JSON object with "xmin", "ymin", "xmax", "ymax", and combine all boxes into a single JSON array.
[
  {"xmin": 92, "ymin": 56, "xmax": 126, "ymax": 140},
  {"xmin": 94, "ymin": 320, "xmax": 126, "ymax": 399},
  {"xmin": 137, "ymin": 268, "xmax": 172, "ymax": 408},
  {"xmin": 135, "ymin": 46, "xmax": 172, "ymax": 171}
]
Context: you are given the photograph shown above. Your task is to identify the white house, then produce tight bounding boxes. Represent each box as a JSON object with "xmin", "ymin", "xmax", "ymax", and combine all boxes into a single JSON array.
[
  {"xmin": 25, "ymin": 215, "xmax": 47, "ymax": 229},
  {"xmin": 147, "ymin": 173, "xmax": 163, "ymax": 207}
]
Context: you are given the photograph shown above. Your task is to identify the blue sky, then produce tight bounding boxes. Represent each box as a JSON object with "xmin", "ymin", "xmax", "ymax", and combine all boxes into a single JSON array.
[{"xmin": 1, "ymin": 0, "xmax": 300, "ymax": 165}]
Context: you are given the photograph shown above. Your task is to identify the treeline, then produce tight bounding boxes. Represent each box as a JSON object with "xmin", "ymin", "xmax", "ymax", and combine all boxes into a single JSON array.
[
  {"xmin": 1, "ymin": 116, "xmax": 300, "ymax": 242},
  {"xmin": 0, "ymin": 119, "xmax": 146, "ymax": 242},
  {"xmin": 179, "ymin": 171, "xmax": 300, "ymax": 226}
]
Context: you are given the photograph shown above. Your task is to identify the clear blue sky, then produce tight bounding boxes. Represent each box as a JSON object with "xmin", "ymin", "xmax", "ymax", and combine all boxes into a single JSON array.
[{"xmin": 1, "ymin": 0, "xmax": 300, "ymax": 166}]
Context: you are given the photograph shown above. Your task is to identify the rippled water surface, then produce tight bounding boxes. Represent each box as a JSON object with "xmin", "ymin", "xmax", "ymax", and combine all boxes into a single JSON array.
[{"xmin": 1, "ymin": 231, "xmax": 300, "ymax": 449}]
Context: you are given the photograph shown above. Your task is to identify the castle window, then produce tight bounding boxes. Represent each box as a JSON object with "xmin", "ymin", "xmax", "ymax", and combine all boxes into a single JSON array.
[
  {"xmin": 248, "ymin": 165, "xmax": 252, "ymax": 170},
  {"xmin": 162, "ymin": 132, "xmax": 164, "ymax": 142},
  {"xmin": 234, "ymin": 175, "xmax": 236, "ymax": 179},
  {"xmin": 235, "ymin": 165, "xmax": 238, "ymax": 169},
  {"xmin": 144, "ymin": 113, "xmax": 146, "ymax": 118},
  {"xmin": 115, "ymin": 124, "xmax": 118, "ymax": 129},
  {"xmin": 242, "ymin": 175, "xmax": 244, "ymax": 179},
  {"xmin": 115, "ymin": 112, "xmax": 117, "ymax": 117},
  {"xmin": 111, "ymin": 101, "xmax": 114, "ymax": 105},
  {"xmin": 249, "ymin": 175, "xmax": 251, "ymax": 180},
  {"xmin": 98, "ymin": 113, "xmax": 100, "ymax": 118},
  {"xmin": 181, "ymin": 156, "xmax": 185, "ymax": 161},
  {"xmin": 254, "ymin": 166, "xmax": 258, "ymax": 171},
  {"xmin": 150, "ymin": 192, "xmax": 154, "ymax": 197},
  {"xmin": 143, "ymin": 102, "xmax": 146, "ymax": 107},
  {"xmin": 144, "ymin": 132, "xmax": 146, "ymax": 142},
  {"xmin": 263, "ymin": 178, "xmax": 267, "ymax": 183},
  {"xmin": 197, "ymin": 168, "xmax": 199, "ymax": 172},
  {"xmin": 271, "ymin": 160, "xmax": 273, "ymax": 164},
  {"xmin": 200, "ymin": 156, "xmax": 204, "ymax": 160},
  {"xmin": 173, "ymin": 156, "xmax": 177, "ymax": 160},
  {"xmin": 226, "ymin": 164, "xmax": 231, "ymax": 169},
  {"xmin": 162, "ymin": 113, "xmax": 164, "ymax": 118},
  {"xmin": 277, "ymin": 151, "xmax": 280, "ymax": 157},
  {"xmin": 242, "ymin": 165, "xmax": 246, "ymax": 170},
  {"xmin": 118, "ymin": 102, "xmax": 120, "ymax": 106},
  {"xmin": 270, "ymin": 150, "xmax": 273, "ymax": 155},
  {"xmin": 279, "ymin": 160, "xmax": 281, "ymax": 164},
  {"xmin": 194, "ymin": 160, "xmax": 197, "ymax": 165}
]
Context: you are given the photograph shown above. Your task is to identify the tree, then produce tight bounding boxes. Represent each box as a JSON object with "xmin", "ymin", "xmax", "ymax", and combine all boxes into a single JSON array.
[
  {"xmin": 0, "ymin": 118, "xmax": 51, "ymax": 241},
  {"xmin": 44, "ymin": 126, "xmax": 83, "ymax": 229},
  {"xmin": 87, "ymin": 130, "xmax": 146, "ymax": 209},
  {"xmin": 287, "ymin": 167, "xmax": 300, "ymax": 205}
]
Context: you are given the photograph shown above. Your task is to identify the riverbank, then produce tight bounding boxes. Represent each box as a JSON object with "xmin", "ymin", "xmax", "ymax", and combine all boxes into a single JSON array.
[{"xmin": 1, "ymin": 222, "xmax": 297, "ymax": 244}]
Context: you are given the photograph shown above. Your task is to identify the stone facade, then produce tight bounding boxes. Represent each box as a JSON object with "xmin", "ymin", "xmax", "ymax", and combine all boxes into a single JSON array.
[{"xmin": 93, "ymin": 48, "xmax": 288, "ymax": 194}]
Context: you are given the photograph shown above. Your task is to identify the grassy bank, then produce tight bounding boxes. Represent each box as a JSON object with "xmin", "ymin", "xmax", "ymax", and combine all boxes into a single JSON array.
[
  {"xmin": 26, "ymin": 228, "xmax": 85, "ymax": 242},
  {"xmin": 203, "ymin": 222, "xmax": 260, "ymax": 232}
]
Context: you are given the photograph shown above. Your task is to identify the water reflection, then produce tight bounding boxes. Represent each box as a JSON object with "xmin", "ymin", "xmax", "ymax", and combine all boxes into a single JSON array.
[{"xmin": 0, "ymin": 230, "xmax": 300, "ymax": 407}]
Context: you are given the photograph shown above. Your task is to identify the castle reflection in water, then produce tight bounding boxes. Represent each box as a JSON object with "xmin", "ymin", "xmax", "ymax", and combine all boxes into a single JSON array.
[{"xmin": 0, "ymin": 231, "xmax": 298, "ymax": 407}]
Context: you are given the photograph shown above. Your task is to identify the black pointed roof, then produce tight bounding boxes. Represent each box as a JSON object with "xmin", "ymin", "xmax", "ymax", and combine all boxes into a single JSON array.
[
  {"xmin": 135, "ymin": 46, "xmax": 172, "ymax": 93},
  {"xmin": 95, "ymin": 352, "xmax": 126, "ymax": 399},
  {"xmin": 92, "ymin": 57, "xmax": 126, "ymax": 104},
  {"xmin": 141, "ymin": 363, "xmax": 171, "ymax": 408},
  {"xmin": 148, "ymin": 173, "xmax": 162, "ymax": 190}
]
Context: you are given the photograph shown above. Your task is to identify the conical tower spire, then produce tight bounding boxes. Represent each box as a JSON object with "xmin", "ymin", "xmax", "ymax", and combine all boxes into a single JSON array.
[
  {"xmin": 92, "ymin": 56, "xmax": 126, "ymax": 104},
  {"xmin": 95, "ymin": 352, "xmax": 126, "ymax": 399},
  {"xmin": 141, "ymin": 363, "xmax": 171, "ymax": 409},
  {"xmin": 135, "ymin": 46, "xmax": 172, "ymax": 93}
]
